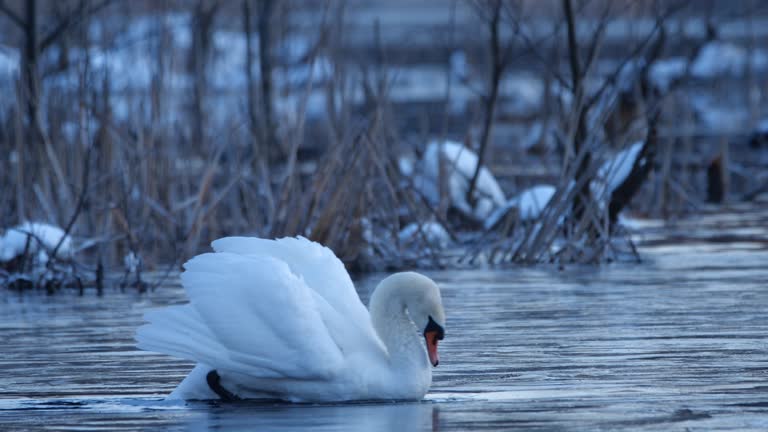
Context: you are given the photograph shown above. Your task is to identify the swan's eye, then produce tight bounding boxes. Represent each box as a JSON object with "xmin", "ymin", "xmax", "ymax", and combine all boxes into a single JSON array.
[{"xmin": 424, "ymin": 315, "xmax": 445, "ymax": 340}]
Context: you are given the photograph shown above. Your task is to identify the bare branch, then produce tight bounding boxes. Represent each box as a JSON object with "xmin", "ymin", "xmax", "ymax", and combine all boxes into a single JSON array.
[
  {"xmin": 580, "ymin": 2, "xmax": 613, "ymax": 79},
  {"xmin": 0, "ymin": 0, "xmax": 24, "ymax": 28},
  {"xmin": 48, "ymin": 142, "xmax": 93, "ymax": 263},
  {"xmin": 607, "ymin": 111, "xmax": 661, "ymax": 230},
  {"xmin": 466, "ymin": 0, "xmax": 504, "ymax": 207},
  {"xmin": 257, "ymin": 0, "xmax": 279, "ymax": 162},
  {"xmin": 563, "ymin": 0, "xmax": 581, "ymax": 91},
  {"xmin": 39, "ymin": 0, "xmax": 111, "ymax": 52},
  {"xmin": 583, "ymin": 1, "xmax": 685, "ymax": 113},
  {"xmin": 583, "ymin": 19, "xmax": 662, "ymax": 112},
  {"xmin": 505, "ymin": 10, "xmax": 571, "ymax": 91}
]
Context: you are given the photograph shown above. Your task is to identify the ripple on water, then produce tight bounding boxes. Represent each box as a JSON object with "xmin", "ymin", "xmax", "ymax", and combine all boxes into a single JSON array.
[{"xmin": 1, "ymin": 208, "xmax": 768, "ymax": 430}]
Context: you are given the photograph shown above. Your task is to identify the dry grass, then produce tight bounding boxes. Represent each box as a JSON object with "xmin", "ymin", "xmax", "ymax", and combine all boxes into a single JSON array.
[{"xmin": 0, "ymin": 0, "xmax": 765, "ymax": 290}]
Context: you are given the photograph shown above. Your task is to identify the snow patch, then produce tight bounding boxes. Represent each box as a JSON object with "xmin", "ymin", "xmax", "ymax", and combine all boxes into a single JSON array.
[
  {"xmin": 592, "ymin": 141, "xmax": 643, "ymax": 204},
  {"xmin": 398, "ymin": 155, "xmax": 416, "ymax": 177},
  {"xmin": 692, "ymin": 41, "xmax": 767, "ymax": 78},
  {"xmin": 124, "ymin": 251, "xmax": 143, "ymax": 274},
  {"xmin": 413, "ymin": 140, "xmax": 506, "ymax": 221},
  {"xmin": 0, "ymin": 222, "xmax": 73, "ymax": 263},
  {"xmin": 450, "ymin": 50, "xmax": 468, "ymax": 81},
  {"xmin": 690, "ymin": 95, "xmax": 749, "ymax": 133},
  {"xmin": 399, "ymin": 222, "xmax": 450, "ymax": 248},
  {"xmin": 757, "ymin": 118, "xmax": 768, "ymax": 134},
  {"xmin": 649, "ymin": 57, "xmax": 687, "ymax": 92},
  {"xmin": 520, "ymin": 122, "xmax": 558, "ymax": 153},
  {"xmin": 485, "ymin": 184, "xmax": 556, "ymax": 229},
  {"xmin": 0, "ymin": 45, "xmax": 19, "ymax": 78},
  {"xmin": 499, "ymin": 73, "xmax": 544, "ymax": 117}
]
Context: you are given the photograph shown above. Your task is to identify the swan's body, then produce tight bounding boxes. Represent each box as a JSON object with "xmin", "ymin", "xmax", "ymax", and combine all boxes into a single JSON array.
[{"xmin": 136, "ymin": 236, "xmax": 445, "ymax": 402}]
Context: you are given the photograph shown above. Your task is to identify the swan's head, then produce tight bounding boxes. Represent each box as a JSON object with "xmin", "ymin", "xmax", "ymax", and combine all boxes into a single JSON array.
[{"xmin": 372, "ymin": 272, "xmax": 446, "ymax": 367}]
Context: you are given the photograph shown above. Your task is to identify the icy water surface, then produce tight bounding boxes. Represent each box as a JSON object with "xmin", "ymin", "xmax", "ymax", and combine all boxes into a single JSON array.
[{"xmin": 1, "ymin": 206, "xmax": 768, "ymax": 431}]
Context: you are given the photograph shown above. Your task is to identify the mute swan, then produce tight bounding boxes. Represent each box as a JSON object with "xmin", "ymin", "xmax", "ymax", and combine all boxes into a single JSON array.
[{"xmin": 136, "ymin": 236, "xmax": 446, "ymax": 402}]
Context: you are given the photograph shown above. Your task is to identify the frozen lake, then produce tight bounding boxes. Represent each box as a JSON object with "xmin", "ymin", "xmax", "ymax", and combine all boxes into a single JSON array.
[{"xmin": 1, "ymin": 205, "xmax": 767, "ymax": 431}]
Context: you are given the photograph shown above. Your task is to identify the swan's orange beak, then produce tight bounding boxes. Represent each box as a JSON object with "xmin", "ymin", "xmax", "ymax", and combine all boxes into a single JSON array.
[
  {"xmin": 425, "ymin": 331, "xmax": 441, "ymax": 366},
  {"xmin": 424, "ymin": 316, "xmax": 445, "ymax": 367}
]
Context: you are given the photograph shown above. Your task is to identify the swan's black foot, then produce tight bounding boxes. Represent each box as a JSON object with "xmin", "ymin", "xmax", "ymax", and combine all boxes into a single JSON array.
[{"xmin": 206, "ymin": 370, "xmax": 241, "ymax": 402}]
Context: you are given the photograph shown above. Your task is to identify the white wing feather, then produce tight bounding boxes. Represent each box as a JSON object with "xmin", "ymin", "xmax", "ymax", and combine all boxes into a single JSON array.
[
  {"xmin": 211, "ymin": 236, "xmax": 381, "ymax": 346},
  {"xmin": 137, "ymin": 251, "xmax": 346, "ymax": 380}
]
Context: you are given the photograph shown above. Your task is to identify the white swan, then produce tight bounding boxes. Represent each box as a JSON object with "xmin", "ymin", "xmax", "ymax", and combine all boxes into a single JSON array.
[{"xmin": 136, "ymin": 236, "xmax": 446, "ymax": 402}]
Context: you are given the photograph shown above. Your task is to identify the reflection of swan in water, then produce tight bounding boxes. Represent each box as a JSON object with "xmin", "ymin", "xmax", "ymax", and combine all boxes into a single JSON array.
[{"xmin": 184, "ymin": 401, "xmax": 439, "ymax": 432}]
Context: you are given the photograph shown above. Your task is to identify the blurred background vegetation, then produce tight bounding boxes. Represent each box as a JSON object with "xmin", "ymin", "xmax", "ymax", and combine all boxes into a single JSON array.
[{"xmin": 0, "ymin": 0, "xmax": 767, "ymax": 289}]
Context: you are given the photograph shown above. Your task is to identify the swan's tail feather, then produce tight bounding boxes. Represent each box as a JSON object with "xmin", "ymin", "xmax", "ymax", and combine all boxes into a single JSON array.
[{"xmin": 136, "ymin": 304, "xmax": 225, "ymax": 367}]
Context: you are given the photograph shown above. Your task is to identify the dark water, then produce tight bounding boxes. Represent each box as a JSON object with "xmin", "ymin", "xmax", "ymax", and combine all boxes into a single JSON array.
[{"xmin": 1, "ymin": 205, "xmax": 767, "ymax": 431}]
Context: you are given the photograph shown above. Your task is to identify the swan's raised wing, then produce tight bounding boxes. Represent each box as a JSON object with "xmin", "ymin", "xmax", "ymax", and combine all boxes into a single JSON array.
[
  {"xmin": 137, "ymin": 252, "xmax": 345, "ymax": 380},
  {"xmin": 211, "ymin": 236, "xmax": 381, "ymax": 346}
]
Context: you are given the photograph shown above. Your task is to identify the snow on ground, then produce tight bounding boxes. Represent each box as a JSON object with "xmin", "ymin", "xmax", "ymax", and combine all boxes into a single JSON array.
[
  {"xmin": 613, "ymin": 58, "xmax": 645, "ymax": 94},
  {"xmin": 7, "ymin": 13, "xmax": 764, "ymax": 145},
  {"xmin": 647, "ymin": 42, "xmax": 768, "ymax": 92},
  {"xmin": 389, "ymin": 66, "xmax": 451, "ymax": 103},
  {"xmin": 485, "ymin": 184, "xmax": 556, "ymax": 229},
  {"xmin": 210, "ymin": 30, "xmax": 252, "ymax": 89},
  {"xmin": 690, "ymin": 95, "xmax": 749, "ymax": 133},
  {"xmin": 592, "ymin": 40, "xmax": 768, "ymax": 98},
  {"xmin": 513, "ymin": 185, "xmax": 557, "ymax": 220},
  {"xmin": 520, "ymin": 121, "xmax": 559, "ymax": 153},
  {"xmin": 618, "ymin": 214, "xmax": 665, "ymax": 231},
  {"xmin": 498, "ymin": 73, "xmax": 544, "ymax": 117},
  {"xmin": 0, "ymin": 45, "xmax": 19, "ymax": 112},
  {"xmin": 398, "ymin": 221, "xmax": 450, "ymax": 248},
  {"xmin": 691, "ymin": 41, "xmax": 768, "ymax": 78},
  {"xmin": 449, "ymin": 50, "xmax": 468, "ymax": 82},
  {"xmin": 0, "ymin": 222, "xmax": 73, "ymax": 264},
  {"xmin": 649, "ymin": 57, "xmax": 687, "ymax": 92},
  {"xmin": 209, "ymin": 30, "xmax": 336, "ymax": 92},
  {"xmin": 398, "ymin": 155, "xmax": 416, "ymax": 177},
  {"xmin": 124, "ymin": 251, "xmax": 142, "ymax": 274},
  {"xmin": 591, "ymin": 141, "xmax": 643, "ymax": 204},
  {"xmin": 281, "ymin": 57, "xmax": 334, "ymax": 89},
  {"xmin": 0, "ymin": 45, "xmax": 19, "ymax": 78},
  {"xmin": 413, "ymin": 140, "xmax": 506, "ymax": 221},
  {"xmin": 749, "ymin": 120, "xmax": 768, "ymax": 162},
  {"xmin": 15, "ymin": 15, "xmax": 334, "ymax": 128},
  {"xmin": 483, "ymin": 142, "xmax": 644, "ymax": 230},
  {"xmin": 89, "ymin": 47, "xmax": 156, "ymax": 89},
  {"xmin": 757, "ymin": 118, "xmax": 768, "ymax": 135}
]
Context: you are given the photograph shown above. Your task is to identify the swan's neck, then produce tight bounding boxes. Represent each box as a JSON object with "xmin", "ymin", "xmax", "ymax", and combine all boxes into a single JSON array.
[{"xmin": 369, "ymin": 288, "xmax": 430, "ymax": 375}]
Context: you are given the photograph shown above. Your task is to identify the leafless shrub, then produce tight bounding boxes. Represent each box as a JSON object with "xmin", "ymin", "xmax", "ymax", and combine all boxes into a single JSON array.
[{"xmin": 0, "ymin": 0, "xmax": 765, "ymax": 285}]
